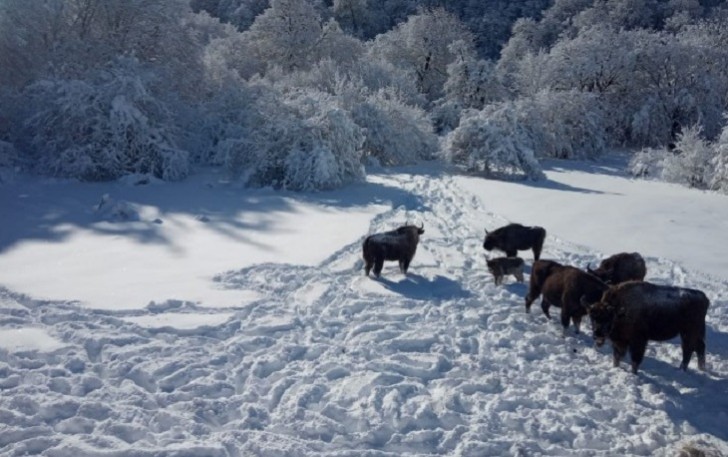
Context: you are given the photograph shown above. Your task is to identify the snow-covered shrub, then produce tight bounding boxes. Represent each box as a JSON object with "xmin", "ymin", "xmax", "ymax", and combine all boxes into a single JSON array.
[
  {"xmin": 444, "ymin": 89, "xmax": 608, "ymax": 180},
  {"xmin": 628, "ymin": 147, "xmax": 666, "ymax": 178},
  {"xmin": 526, "ymin": 90, "xmax": 609, "ymax": 159},
  {"xmin": 629, "ymin": 125, "xmax": 721, "ymax": 190},
  {"xmin": 710, "ymin": 122, "xmax": 728, "ymax": 193},
  {"xmin": 20, "ymin": 59, "xmax": 188, "ymax": 181},
  {"xmin": 348, "ymin": 89, "xmax": 438, "ymax": 166},
  {"xmin": 187, "ymin": 85, "xmax": 257, "ymax": 166},
  {"xmin": 444, "ymin": 105, "xmax": 545, "ymax": 180},
  {"xmin": 222, "ymin": 87, "xmax": 365, "ymax": 190},
  {"xmin": 660, "ymin": 125, "xmax": 714, "ymax": 188}
]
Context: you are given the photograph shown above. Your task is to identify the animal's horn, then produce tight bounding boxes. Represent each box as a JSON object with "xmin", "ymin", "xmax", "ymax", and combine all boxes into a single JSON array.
[
  {"xmin": 419, "ymin": 222, "xmax": 424, "ymax": 230},
  {"xmin": 586, "ymin": 264, "xmax": 595, "ymax": 273},
  {"xmin": 484, "ymin": 228, "xmax": 489, "ymax": 235}
]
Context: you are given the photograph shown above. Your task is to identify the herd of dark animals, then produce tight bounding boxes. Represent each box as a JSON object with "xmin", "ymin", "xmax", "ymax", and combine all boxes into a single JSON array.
[{"xmin": 362, "ymin": 222, "xmax": 710, "ymax": 374}]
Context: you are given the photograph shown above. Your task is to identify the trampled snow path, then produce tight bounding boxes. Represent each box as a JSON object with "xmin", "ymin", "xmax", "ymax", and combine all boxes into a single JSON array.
[{"xmin": 1, "ymin": 169, "xmax": 728, "ymax": 456}]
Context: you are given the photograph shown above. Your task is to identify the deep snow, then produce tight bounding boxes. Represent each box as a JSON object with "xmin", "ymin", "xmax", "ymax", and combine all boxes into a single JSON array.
[{"xmin": 1, "ymin": 157, "xmax": 727, "ymax": 456}]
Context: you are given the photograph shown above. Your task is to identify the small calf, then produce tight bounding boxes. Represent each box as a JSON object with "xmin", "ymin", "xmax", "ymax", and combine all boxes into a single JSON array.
[{"xmin": 486, "ymin": 256, "xmax": 525, "ymax": 285}]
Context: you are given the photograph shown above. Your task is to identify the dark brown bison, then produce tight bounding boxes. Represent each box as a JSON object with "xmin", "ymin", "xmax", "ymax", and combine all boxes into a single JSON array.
[
  {"xmin": 585, "ymin": 281, "xmax": 709, "ymax": 373},
  {"xmin": 483, "ymin": 223, "xmax": 546, "ymax": 261},
  {"xmin": 587, "ymin": 252, "xmax": 647, "ymax": 284},
  {"xmin": 526, "ymin": 263, "xmax": 609, "ymax": 335},
  {"xmin": 363, "ymin": 223, "xmax": 424, "ymax": 278},
  {"xmin": 486, "ymin": 256, "xmax": 525, "ymax": 285},
  {"xmin": 525, "ymin": 259, "xmax": 564, "ymax": 310}
]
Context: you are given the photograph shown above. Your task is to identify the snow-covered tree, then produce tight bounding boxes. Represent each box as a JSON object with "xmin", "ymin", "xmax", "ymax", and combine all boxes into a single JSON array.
[
  {"xmin": 444, "ymin": 104, "xmax": 545, "ymax": 180},
  {"xmin": 443, "ymin": 40, "xmax": 504, "ymax": 110},
  {"xmin": 240, "ymin": 0, "xmax": 325, "ymax": 72},
  {"xmin": 348, "ymin": 89, "xmax": 438, "ymax": 166},
  {"xmin": 660, "ymin": 125, "xmax": 714, "ymax": 188},
  {"xmin": 629, "ymin": 124, "xmax": 720, "ymax": 190},
  {"xmin": 19, "ymin": 58, "xmax": 188, "ymax": 181},
  {"xmin": 368, "ymin": 8, "xmax": 475, "ymax": 102},
  {"xmin": 221, "ymin": 86, "xmax": 365, "ymax": 190},
  {"xmin": 710, "ymin": 120, "xmax": 728, "ymax": 193}
]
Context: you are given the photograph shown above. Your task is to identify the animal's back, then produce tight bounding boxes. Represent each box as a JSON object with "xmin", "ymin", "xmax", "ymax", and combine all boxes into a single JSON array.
[{"xmin": 613, "ymin": 281, "xmax": 709, "ymax": 340}]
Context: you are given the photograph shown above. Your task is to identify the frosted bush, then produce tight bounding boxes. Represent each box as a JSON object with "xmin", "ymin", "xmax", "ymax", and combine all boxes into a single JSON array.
[
  {"xmin": 21, "ymin": 60, "xmax": 188, "ymax": 181},
  {"xmin": 710, "ymin": 123, "xmax": 728, "ymax": 193},
  {"xmin": 629, "ymin": 124, "xmax": 726, "ymax": 191},
  {"xmin": 526, "ymin": 90, "xmax": 608, "ymax": 159},
  {"xmin": 628, "ymin": 147, "xmax": 666, "ymax": 178},
  {"xmin": 661, "ymin": 125, "xmax": 713, "ymax": 188},
  {"xmin": 223, "ymin": 88, "xmax": 365, "ymax": 190},
  {"xmin": 349, "ymin": 89, "xmax": 438, "ymax": 166},
  {"xmin": 444, "ymin": 106, "xmax": 545, "ymax": 180}
]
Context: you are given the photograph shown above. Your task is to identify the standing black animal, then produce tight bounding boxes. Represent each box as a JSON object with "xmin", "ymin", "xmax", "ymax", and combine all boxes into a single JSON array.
[
  {"xmin": 526, "ymin": 263, "xmax": 609, "ymax": 335},
  {"xmin": 587, "ymin": 252, "xmax": 647, "ymax": 284},
  {"xmin": 486, "ymin": 256, "xmax": 525, "ymax": 285},
  {"xmin": 483, "ymin": 223, "xmax": 546, "ymax": 261},
  {"xmin": 362, "ymin": 223, "xmax": 424, "ymax": 278},
  {"xmin": 586, "ymin": 281, "xmax": 709, "ymax": 373}
]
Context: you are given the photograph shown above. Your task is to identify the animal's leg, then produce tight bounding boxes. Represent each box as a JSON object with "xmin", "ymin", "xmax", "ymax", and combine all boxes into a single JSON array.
[
  {"xmin": 402, "ymin": 258, "xmax": 411, "ymax": 275},
  {"xmin": 572, "ymin": 315, "xmax": 582, "ymax": 335},
  {"xmin": 365, "ymin": 260, "xmax": 372, "ymax": 277},
  {"xmin": 524, "ymin": 294, "xmax": 534, "ymax": 313},
  {"xmin": 679, "ymin": 336, "xmax": 694, "ymax": 371},
  {"xmin": 399, "ymin": 260, "xmax": 406, "ymax": 274},
  {"xmin": 560, "ymin": 309, "xmax": 571, "ymax": 337},
  {"xmin": 515, "ymin": 271, "xmax": 524, "ymax": 282},
  {"xmin": 696, "ymin": 336, "xmax": 707, "ymax": 371},
  {"xmin": 629, "ymin": 339, "xmax": 648, "ymax": 373},
  {"xmin": 691, "ymin": 324, "xmax": 708, "ymax": 371},
  {"xmin": 373, "ymin": 258, "xmax": 385, "ymax": 278},
  {"xmin": 541, "ymin": 299, "xmax": 551, "ymax": 319},
  {"xmin": 612, "ymin": 343, "xmax": 627, "ymax": 368},
  {"xmin": 533, "ymin": 231, "xmax": 545, "ymax": 261}
]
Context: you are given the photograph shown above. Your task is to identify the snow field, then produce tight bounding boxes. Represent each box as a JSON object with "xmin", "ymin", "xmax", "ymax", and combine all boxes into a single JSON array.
[{"xmin": 1, "ymin": 167, "xmax": 727, "ymax": 456}]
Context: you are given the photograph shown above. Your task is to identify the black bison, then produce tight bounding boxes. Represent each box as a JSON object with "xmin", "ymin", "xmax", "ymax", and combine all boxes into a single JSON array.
[
  {"xmin": 585, "ymin": 281, "xmax": 709, "ymax": 373},
  {"xmin": 587, "ymin": 252, "xmax": 647, "ymax": 284},
  {"xmin": 525, "ymin": 262, "xmax": 609, "ymax": 335},
  {"xmin": 483, "ymin": 223, "xmax": 546, "ymax": 261},
  {"xmin": 363, "ymin": 223, "xmax": 424, "ymax": 278},
  {"xmin": 486, "ymin": 256, "xmax": 525, "ymax": 285}
]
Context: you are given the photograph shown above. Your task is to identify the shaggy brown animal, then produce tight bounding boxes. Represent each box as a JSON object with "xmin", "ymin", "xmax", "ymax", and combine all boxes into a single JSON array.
[
  {"xmin": 586, "ymin": 281, "xmax": 709, "ymax": 373},
  {"xmin": 527, "ymin": 264, "xmax": 609, "ymax": 335},
  {"xmin": 587, "ymin": 252, "xmax": 647, "ymax": 284},
  {"xmin": 483, "ymin": 223, "xmax": 546, "ymax": 261},
  {"xmin": 524, "ymin": 259, "xmax": 564, "ymax": 312},
  {"xmin": 486, "ymin": 256, "xmax": 525, "ymax": 285},
  {"xmin": 363, "ymin": 223, "xmax": 424, "ymax": 278}
]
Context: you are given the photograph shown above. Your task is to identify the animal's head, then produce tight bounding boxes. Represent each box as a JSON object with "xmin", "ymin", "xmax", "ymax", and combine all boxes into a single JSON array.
[
  {"xmin": 397, "ymin": 222, "xmax": 424, "ymax": 237},
  {"xmin": 483, "ymin": 228, "xmax": 498, "ymax": 250},
  {"xmin": 583, "ymin": 295, "xmax": 618, "ymax": 347}
]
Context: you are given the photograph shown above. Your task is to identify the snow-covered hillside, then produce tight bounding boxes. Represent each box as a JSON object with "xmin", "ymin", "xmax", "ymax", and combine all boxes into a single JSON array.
[{"xmin": 1, "ymin": 159, "xmax": 727, "ymax": 456}]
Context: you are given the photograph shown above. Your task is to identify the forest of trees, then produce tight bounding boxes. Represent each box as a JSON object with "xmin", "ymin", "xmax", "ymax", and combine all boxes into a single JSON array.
[{"xmin": 1, "ymin": 0, "xmax": 728, "ymax": 191}]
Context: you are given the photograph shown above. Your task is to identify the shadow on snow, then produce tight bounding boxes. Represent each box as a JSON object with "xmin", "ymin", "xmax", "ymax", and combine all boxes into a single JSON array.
[
  {"xmin": 0, "ymin": 170, "xmax": 427, "ymax": 254},
  {"xmin": 375, "ymin": 273, "xmax": 471, "ymax": 301}
]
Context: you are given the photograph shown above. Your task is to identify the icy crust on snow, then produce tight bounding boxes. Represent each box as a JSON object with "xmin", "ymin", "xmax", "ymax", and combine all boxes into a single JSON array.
[{"xmin": 1, "ymin": 171, "xmax": 728, "ymax": 456}]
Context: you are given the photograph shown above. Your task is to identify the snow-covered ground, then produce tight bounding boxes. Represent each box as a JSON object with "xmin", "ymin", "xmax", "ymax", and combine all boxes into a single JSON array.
[{"xmin": 1, "ymin": 157, "xmax": 727, "ymax": 456}]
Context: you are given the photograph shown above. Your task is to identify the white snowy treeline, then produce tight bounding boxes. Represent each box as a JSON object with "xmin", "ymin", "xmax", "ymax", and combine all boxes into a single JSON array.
[{"xmin": 2, "ymin": 0, "xmax": 728, "ymax": 190}]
